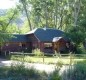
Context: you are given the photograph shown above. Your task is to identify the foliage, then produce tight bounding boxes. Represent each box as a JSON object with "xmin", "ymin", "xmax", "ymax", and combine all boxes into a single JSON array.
[
  {"xmin": 55, "ymin": 60, "xmax": 63, "ymax": 69},
  {"xmin": 0, "ymin": 8, "xmax": 19, "ymax": 45},
  {"xmin": 17, "ymin": 0, "xmax": 72, "ymax": 29},
  {"xmin": 19, "ymin": 0, "xmax": 32, "ymax": 30},
  {"xmin": 0, "ymin": 64, "xmax": 48, "ymax": 80},
  {"xmin": 62, "ymin": 60, "xmax": 86, "ymax": 80},
  {"xmin": 33, "ymin": 48, "xmax": 43, "ymax": 56},
  {"xmin": 76, "ymin": 44, "xmax": 86, "ymax": 54},
  {"xmin": 6, "ymin": 23, "xmax": 20, "ymax": 33},
  {"xmin": 20, "ymin": 20, "xmax": 30, "ymax": 33},
  {"xmin": 65, "ymin": 24, "xmax": 86, "ymax": 54},
  {"xmin": 65, "ymin": 25, "xmax": 86, "ymax": 46},
  {"xmin": 48, "ymin": 69, "xmax": 61, "ymax": 80}
]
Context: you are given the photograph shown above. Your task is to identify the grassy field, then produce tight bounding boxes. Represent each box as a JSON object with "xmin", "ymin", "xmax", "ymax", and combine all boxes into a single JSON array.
[{"xmin": 10, "ymin": 54, "xmax": 86, "ymax": 65}]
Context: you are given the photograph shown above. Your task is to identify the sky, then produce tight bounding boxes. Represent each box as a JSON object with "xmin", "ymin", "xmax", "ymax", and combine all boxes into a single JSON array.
[{"xmin": 0, "ymin": 0, "xmax": 18, "ymax": 9}]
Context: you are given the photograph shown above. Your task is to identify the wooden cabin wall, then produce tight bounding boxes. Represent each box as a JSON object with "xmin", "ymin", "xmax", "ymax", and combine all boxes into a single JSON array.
[
  {"xmin": 1, "ymin": 42, "xmax": 32, "ymax": 53},
  {"xmin": 53, "ymin": 39, "xmax": 66, "ymax": 53},
  {"xmin": 40, "ymin": 42, "xmax": 54, "ymax": 53}
]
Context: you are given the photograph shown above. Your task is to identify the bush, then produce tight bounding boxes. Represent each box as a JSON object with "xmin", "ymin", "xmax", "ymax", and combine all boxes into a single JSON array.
[
  {"xmin": 62, "ymin": 60, "xmax": 86, "ymax": 80},
  {"xmin": 0, "ymin": 64, "xmax": 61, "ymax": 80},
  {"xmin": 55, "ymin": 60, "xmax": 63, "ymax": 69},
  {"xmin": 33, "ymin": 48, "xmax": 43, "ymax": 56},
  {"xmin": 48, "ymin": 69, "xmax": 61, "ymax": 80},
  {"xmin": 76, "ymin": 46, "xmax": 86, "ymax": 54},
  {"xmin": 0, "ymin": 64, "xmax": 48, "ymax": 80}
]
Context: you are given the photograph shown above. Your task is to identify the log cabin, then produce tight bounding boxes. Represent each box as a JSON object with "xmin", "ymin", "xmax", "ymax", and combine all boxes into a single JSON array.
[{"xmin": 1, "ymin": 28, "xmax": 69, "ymax": 54}]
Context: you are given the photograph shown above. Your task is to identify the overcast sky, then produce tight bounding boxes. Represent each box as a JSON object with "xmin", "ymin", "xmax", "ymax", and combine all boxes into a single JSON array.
[{"xmin": 0, "ymin": 0, "xmax": 18, "ymax": 9}]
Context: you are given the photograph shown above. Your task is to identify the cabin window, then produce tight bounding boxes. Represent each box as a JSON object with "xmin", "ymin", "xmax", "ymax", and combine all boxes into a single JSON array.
[
  {"xmin": 22, "ymin": 44, "xmax": 26, "ymax": 48},
  {"xmin": 19, "ymin": 43, "xmax": 26, "ymax": 48},
  {"xmin": 19, "ymin": 43, "xmax": 22, "ymax": 47},
  {"xmin": 44, "ymin": 43, "xmax": 52, "ymax": 49}
]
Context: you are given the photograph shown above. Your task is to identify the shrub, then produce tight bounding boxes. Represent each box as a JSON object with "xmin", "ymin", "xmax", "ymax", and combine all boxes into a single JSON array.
[
  {"xmin": 55, "ymin": 60, "xmax": 63, "ymax": 69},
  {"xmin": 76, "ymin": 45, "xmax": 86, "ymax": 54},
  {"xmin": 39, "ymin": 71, "xmax": 48, "ymax": 80},
  {"xmin": 77, "ymin": 48, "xmax": 85, "ymax": 54},
  {"xmin": 48, "ymin": 69, "xmax": 61, "ymax": 80},
  {"xmin": 33, "ymin": 48, "xmax": 43, "ymax": 56},
  {"xmin": 0, "ymin": 64, "xmax": 49, "ymax": 80},
  {"xmin": 62, "ymin": 60, "xmax": 86, "ymax": 80}
]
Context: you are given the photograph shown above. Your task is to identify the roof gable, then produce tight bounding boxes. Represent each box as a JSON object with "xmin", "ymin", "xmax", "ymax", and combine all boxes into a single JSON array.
[{"xmin": 27, "ymin": 28, "xmax": 64, "ymax": 42}]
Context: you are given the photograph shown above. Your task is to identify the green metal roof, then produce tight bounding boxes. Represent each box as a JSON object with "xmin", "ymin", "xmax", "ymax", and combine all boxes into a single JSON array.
[{"xmin": 27, "ymin": 28, "xmax": 64, "ymax": 42}]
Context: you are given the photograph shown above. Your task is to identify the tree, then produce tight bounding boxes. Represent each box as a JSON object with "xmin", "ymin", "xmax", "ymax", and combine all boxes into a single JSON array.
[
  {"xmin": 6, "ymin": 23, "xmax": 20, "ymax": 33},
  {"xmin": 19, "ymin": 0, "xmax": 32, "ymax": 30},
  {"xmin": 28, "ymin": 0, "xmax": 72, "ymax": 30},
  {"xmin": 20, "ymin": 20, "xmax": 30, "ymax": 33},
  {"xmin": 0, "ymin": 8, "xmax": 19, "ymax": 45}
]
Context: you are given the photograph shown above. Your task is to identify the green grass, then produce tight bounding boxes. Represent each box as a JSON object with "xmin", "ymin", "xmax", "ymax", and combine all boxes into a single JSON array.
[
  {"xmin": 62, "ymin": 60, "xmax": 86, "ymax": 80},
  {"xmin": 10, "ymin": 55, "xmax": 86, "ymax": 65}
]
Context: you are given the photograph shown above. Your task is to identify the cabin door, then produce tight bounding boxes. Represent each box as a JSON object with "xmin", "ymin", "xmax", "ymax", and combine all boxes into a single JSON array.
[{"xmin": 28, "ymin": 42, "xmax": 32, "ymax": 53}]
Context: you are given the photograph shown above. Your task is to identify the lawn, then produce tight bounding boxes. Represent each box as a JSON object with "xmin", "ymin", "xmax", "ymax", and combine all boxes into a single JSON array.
[{"xmin": 10, "ymin": 54, "xmax": 86, "ymax": 65}]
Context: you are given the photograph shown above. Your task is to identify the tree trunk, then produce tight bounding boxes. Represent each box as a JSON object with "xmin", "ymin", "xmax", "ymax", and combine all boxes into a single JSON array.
[
  {"xmin": 21, "ymin": 1, "xmax": 32, "ymax": 30},
  {"xmin": 74, "ymin": 0, "xmax": 81, "ymax": 27},
  {"xmin": 54, "ymin": 0, "xmax": 58, "ymax": 29},
  {"xmin": 45, "ymin": 1, "xmax": 48, "ymax": 28}
]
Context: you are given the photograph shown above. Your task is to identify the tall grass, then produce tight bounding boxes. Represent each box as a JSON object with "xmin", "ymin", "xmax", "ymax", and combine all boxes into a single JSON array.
[
  {"xmin": 0, "ymin": 64, "xmax": 48, "ymax": 80},
  {"xmin": 62, "ymin": 60, "xmax": 86, "ymax": 80}
]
